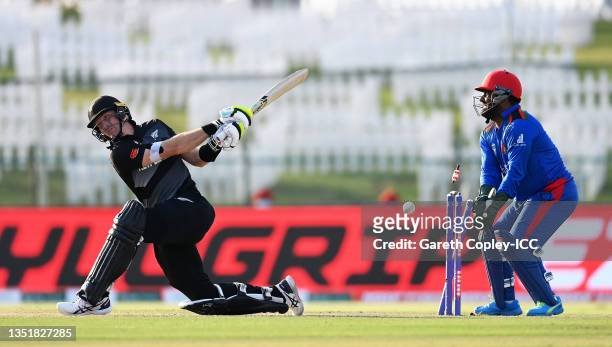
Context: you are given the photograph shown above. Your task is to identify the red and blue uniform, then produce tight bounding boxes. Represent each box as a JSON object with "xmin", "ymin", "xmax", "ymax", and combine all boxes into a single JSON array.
[
  {"xmin": 480, "ymin": 104, "xmax": 577, "ymax": 202},
  {"xmin": 478, "ymin": 104, "xmax": 578, "ymax": 309}
]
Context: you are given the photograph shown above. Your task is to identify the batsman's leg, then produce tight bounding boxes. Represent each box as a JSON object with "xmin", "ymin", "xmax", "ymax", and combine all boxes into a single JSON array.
[
  {"xmin": 154, "ymin": 243, "xmax": 303, "ymax": 316},
  {"xmin": 57, "ymin": 200, "xmax": 146, "ymax": 315},
  {"xmin": 179, "ymin": 276, "xmax": 304, "ymax": 316},
  {"xmin": 154, "ymin": 243, "xmax": 219, "ymax": 299}
]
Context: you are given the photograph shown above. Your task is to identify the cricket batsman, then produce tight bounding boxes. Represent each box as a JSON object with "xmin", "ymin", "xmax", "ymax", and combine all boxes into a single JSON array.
[
  {"xmin": 57, "ymin": 95, "xmax": 304, "ymax": 316},
  {"xmin": 471, "ymin": 69, "xmax": 578, "ymax": 316}
]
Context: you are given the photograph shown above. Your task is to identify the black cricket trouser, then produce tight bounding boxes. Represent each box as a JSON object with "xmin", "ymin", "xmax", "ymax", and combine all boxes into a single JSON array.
[{"xmin": 143, "ymin": 189, "xmax": 219, "ymax": 300}]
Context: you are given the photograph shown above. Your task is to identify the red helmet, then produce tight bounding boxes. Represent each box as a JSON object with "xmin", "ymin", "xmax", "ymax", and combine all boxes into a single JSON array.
[{"xmin": 475, "ymin": 69, "xmax": 522, "ymax": 100}]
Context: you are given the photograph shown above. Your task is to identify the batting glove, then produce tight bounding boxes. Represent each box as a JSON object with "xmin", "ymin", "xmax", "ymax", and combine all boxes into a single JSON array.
[
  {"xmin": 218, "ymin": 105, "xmax": 253, "ymax": 128},
  {"xmin": 211, "ymin": 122, "xmax": 246, "ymax": 150},
  {"xmin": 202, "ymin": 105, "xmax": 253, "ymax": 137}
]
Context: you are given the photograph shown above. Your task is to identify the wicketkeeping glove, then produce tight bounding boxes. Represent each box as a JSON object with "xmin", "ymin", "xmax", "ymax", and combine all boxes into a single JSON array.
[{"xmin": 480, "ymin": 191, "xmax": 510, "ymax": 231}]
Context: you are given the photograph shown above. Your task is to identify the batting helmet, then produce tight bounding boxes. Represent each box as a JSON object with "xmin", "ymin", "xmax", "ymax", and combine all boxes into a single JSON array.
[
  {"xmin": 87, "ymin": 95, "xmax": 132, "ymax": 142},
  {"xmin": 87, "ymin": 95, "xmax": 131, "ymax": 128},
  {"xmin": 473, "ymin": 69, "xmax": 523, "ymax": 122},
  {"xmin": 475, "ymin": 69, "xmax": 522, "ymax": 101}
]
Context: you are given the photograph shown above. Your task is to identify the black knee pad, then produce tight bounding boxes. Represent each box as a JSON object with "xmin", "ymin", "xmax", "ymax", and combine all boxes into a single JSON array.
[
  {"xmin": 82, "ymin": 200, "xmax": 146, "ymax": 304},
  {"xmin": 113, "ymin": 199, "xmax": 147, "ymax": 245}
]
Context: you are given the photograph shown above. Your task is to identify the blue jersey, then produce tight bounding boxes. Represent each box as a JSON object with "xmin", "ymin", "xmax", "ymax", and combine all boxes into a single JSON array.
[{"xmin": 479, "ymin": 105, "xmax": 574, "ymax": 201}]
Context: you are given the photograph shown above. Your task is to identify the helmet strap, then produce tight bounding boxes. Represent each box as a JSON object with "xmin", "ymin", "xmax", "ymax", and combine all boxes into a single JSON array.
[{"xmin": 110, "ymin": 116, "xmax": 129, "ymax": 146}]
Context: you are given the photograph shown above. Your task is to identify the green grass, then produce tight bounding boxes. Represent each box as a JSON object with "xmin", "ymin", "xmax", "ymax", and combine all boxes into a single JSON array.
[
  {"xmin": 379, "ymin": 80, "xmax": 457, "ymax": 116},
  {"xmin": 0, "ymin": 302, "xmax": 610, "ymax": 346},
  {"xmin": 0, "ymin": 163, "xmax": 65, "ymax": 206},
  {"xmin": 62, "ymin": 88, "xmax": 189, "ymax": 133},
  {"xmin": 62, "ymin": 89, "xmax": 99, "ymax": 111},
  {"xmin": 0, "ymin": 67, "xmax": 16, "ymax": 83},
  {"xmin": 2, "ymin": 20, "xmax": 612, "ymax": 206},
  {"xmin": 272, "ymin": 172, "xmax": 418, "ymax": 204},
  {"xmin": 576, "ymin": 20, "xmax": 612, "ymax": 75},
  {"xmin": 155, "ymin": 105, "xmax": 187, "ymax": 133}
]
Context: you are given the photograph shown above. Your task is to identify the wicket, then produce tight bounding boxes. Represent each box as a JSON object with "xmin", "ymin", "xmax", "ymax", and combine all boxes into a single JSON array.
[{"xmin": 438, "ymin": 191, "xmax": 474, "ymax": 316}]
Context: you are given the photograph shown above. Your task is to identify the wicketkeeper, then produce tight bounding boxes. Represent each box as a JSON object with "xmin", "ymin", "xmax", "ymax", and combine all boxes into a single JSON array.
[
  {"xmin": 57, "ymin": 95, "xmax": 304, "ymax": 316},
  {"xmin": 471, "ymin": 70, "xmax": 578, "ymax": 316}
]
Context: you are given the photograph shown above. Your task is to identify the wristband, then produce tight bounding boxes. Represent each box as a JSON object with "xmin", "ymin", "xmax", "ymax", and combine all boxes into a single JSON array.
[
  {"xmin": 149, "ymin": 141, "xmax": 164, "ymax": 162},
  {"xmin": 198, "ymin": 141, "xmax": 221, "ymax": 162},
  {"xmin": 201, "ymin": 122, "xmax": 219, "ymax": 137}
]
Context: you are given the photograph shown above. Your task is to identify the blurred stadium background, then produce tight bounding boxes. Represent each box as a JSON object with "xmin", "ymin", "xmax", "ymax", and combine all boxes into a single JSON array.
[{"xmin": 0, "ymin": 0, "xmax": 611, "ymax": 307}]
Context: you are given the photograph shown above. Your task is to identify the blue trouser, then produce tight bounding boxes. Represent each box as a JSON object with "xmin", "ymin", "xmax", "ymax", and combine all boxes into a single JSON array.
[{"xmin": 482, "ymin": 179, "xmax": 578, "ymax": 307}]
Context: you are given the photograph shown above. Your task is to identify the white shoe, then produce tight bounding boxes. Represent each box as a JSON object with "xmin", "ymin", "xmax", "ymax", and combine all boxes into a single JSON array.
[
  {"xmin": 275, "ymin": 275, "xmax": 304, "ymax": 316},
  {"xmin": 57, "ymin": 292, "xmax": 112, "ymax": 316}
]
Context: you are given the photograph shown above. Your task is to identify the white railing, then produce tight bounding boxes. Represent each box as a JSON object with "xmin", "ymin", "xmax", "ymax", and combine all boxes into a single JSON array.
[
  {"xmin": 187, "ymin": 75, "xmax": 451, "ymax": 202},
  {"xmin": 0, "ymin": 68, "xmax": 609, "ymax": 204},
  {"xmin": 0, "ymin": 0, "xmax": 603, "ymax": 83},
  {"xmin": 391, "ymin": 67, "xmax": 612, "ymax": 200}
]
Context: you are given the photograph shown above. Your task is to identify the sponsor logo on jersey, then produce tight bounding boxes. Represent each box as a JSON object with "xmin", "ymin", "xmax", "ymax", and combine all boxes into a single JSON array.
[
  {"xmin": 129, "ymin": 148, "xmax": 139, "ymax": 159},
  {"xmin": 138, "ymin": 162, "xmax": 158, "ymax": 172},
  {"xmin": 150, "ymin": 129, "xmax": 158, "ymax": 139}
]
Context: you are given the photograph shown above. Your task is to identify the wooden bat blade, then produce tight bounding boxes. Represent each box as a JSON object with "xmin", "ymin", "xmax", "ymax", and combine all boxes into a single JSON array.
[{"xmin": 251, "ymin": 68, "xmax": 309, "ymax": 115}]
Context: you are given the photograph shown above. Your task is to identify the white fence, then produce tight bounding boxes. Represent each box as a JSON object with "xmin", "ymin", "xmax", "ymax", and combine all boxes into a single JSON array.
[
  {"xmin": 187, "ymin": 76, "xmax": 453, "ymax": 203},
  {"xmin": 0, "ymin": 0, "xmax": 603, "ymax": 85},
  {"xmin": 393, "ymin": 67, "xmax": 612, "ymax": 199},
  {"xmin": 0, "ymin": 66, "xmax": 610, "ymax": 204},
  {"xmin": 0, "ymin": 83, "xmax": 63, "ymax": 171}
]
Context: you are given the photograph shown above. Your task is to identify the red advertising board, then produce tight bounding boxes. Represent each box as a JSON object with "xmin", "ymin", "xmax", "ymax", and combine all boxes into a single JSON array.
[{"xmin": 0, "ymin": 205, "xmax": 610, "ymax": 299}]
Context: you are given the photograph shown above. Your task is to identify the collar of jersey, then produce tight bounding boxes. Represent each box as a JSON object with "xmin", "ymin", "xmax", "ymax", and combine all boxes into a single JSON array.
[{"xmin": 501, "ymin": 103, "xmax": 520, "ymax": 119}]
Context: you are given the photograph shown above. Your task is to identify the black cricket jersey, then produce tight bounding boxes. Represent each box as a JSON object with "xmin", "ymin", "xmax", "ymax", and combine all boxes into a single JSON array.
[{"xmin": 110, "ymin": 119, "xmax": 197, "ymax": 208}]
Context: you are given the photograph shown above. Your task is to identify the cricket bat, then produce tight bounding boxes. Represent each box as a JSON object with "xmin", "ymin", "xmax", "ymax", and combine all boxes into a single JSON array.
[{"xmin": 250, "ymin": 68, "xmax": 309, "ymax": 115}]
